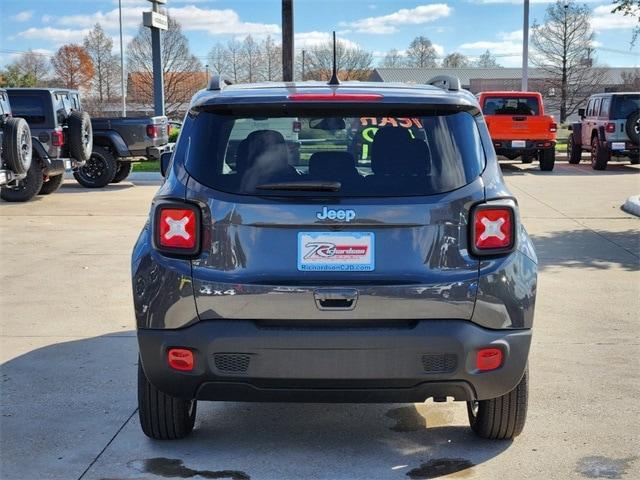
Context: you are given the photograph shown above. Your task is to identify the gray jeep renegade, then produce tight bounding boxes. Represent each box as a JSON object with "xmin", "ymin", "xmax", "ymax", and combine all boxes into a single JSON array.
[{"xmin": 132, "ymin": 76, "xmax": 538, "ymax": 441}]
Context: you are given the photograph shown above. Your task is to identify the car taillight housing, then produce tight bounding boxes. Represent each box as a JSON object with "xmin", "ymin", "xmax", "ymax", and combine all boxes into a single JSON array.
[
  {"xmin": 605, "ymin": 122, "xmax": 616, "ymax": 133},
  {"xmin": 167, "ymin": 348, "xmax": 194, "ymax": 371},
  {"xmin": 153, "ymin": 202, "xmax": 201, "ymax": 256},
  {"xmin": 51, "ymin": 130, "xmax": 64, "ymax": 147},
  {"xmin": 471, "ymin": 204, "xmax": 516, "ymax": 255},
  {"xmin": 147, "ymin": 124, "xmax": 158, "ymax": 138},
  {"xmin": 549, "ymin": 122, "xmax": 557, "ymax": 133}
]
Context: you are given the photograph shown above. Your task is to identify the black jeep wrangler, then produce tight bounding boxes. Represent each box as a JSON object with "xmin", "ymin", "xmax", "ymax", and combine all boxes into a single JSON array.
[
  {"xmin": 2, "ymin": 88, "xmax": 92, "ymax": 201},
  {"xmin": 0, "ymin": 89, "xmax": 33, "ymax": 195}
]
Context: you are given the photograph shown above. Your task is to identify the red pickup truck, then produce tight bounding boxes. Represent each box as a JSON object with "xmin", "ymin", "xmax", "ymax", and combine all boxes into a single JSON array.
[{"xmin": 479, "ymin": 91, "xmax": 557, "ymax": 171}]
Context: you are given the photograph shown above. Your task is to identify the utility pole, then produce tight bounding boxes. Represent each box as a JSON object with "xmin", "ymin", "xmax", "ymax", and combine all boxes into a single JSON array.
[
  {"xmin": 282, "ymin": 0, "xmax": 294, "ymax": 81},
  {"xmin": 144, "ymin": 0, "xmax": 167, "ymax": 116},
  {"xmin": 561, "ymin": 3, "xmax": 569, "ymax": 122},
  {"xmin": 118, "ymin": 0, "xmax": 126, "ymax": 116},
  {"xmin": 522, "ymin": 0, "xmax": 529, "ymax": 91},
  {"xmin": 301, "ymin": 50, "xmax": 305, "ymax": 80}
]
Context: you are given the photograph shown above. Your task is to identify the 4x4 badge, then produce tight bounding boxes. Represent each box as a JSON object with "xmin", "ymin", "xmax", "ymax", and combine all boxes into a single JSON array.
[{"xmin": 316, "ymin": 207, "xmax": 356, "ymax": 222}]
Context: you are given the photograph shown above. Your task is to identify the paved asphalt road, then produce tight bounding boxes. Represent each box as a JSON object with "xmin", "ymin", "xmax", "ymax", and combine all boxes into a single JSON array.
[{"xmin": 1, "ymin": 161, "xmax": 639, "ymax": 480}]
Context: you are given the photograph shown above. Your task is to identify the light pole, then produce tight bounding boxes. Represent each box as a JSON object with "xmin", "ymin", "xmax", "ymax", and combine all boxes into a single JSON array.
[
  {"xmin": 143, "ymin": 0, "xmax": 168, "ymax": 116},
  {"xmin": 522, "ymin": 0, "xmax": 529, "ymax": 91},
  {"xmin": 282, "ymin": 0, "xmax": 294, "ymax": 81},
  {"xmin": 119, "ymin": 0, "xmax": 126, "ymax": 116}
]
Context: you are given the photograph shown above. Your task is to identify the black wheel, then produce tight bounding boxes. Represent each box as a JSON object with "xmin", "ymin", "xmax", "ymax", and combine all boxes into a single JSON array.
[
  {"xmin": 2, "ymin": 117, "xmax": 32, "ymax": 174},
  {"xmin": 567, "ymin": 134, "xmax": 581, "ymax": 164},
  {"xmin": 73, "ymin": 146, "xmax": 117, "ymax": 188},
  {"xmin": 38, "ymin": 174, "xmax": 64, "ymax": 195},
  {"xmin": 625, "ymin": 110, "xmax": 639, "ymax": 144},
  {"xmin": 521, "ymin": 154, "xmax": 533, "ymax": 164},
  {"xmin": 590, "ymin": 136, "xmax": 610, "ymax": 170},
  {"xmin": 467, "ymin": 367, "xmax": 528, "ymax": 440},
  {"xmin": 67, "ymin": 111, "xmax": 93, "ymax": 163},
  {"xmin": 138, "ymin": 362, "xmax": 196, "ymax": 440},
  {"xmin": 630, "ymin": 155, "xmax": 640, "ymax": 165},
  {"xmin": 1, "ymin": 159, "xmax": 43, "ymax": 202},
  {"xmin": 111, "ymin": 161, "xmax": 133, "ymax": 183},
  {"xmin": 539, "ymin": 147, "xmax": 555, "ymax": 171}
]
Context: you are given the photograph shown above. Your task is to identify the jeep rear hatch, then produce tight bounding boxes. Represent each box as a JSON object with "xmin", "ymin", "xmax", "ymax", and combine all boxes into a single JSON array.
[{"xmin": 179, "ymin": 105, "xmax": 486, "ymax": 322}]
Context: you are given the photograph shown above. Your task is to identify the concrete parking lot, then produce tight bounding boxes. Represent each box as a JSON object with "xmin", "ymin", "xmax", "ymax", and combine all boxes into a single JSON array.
[{"xmin": 1, "ymin": 161, "xmax": 639, "ymax": 480}]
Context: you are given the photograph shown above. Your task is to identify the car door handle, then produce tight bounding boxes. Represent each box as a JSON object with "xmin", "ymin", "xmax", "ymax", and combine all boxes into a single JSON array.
[{"xmin": 314, "ymin": 288, "xmax": 358, "ymax": 311}]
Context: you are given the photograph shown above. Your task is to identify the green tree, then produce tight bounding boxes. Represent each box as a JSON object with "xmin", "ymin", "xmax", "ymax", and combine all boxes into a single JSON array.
[{"xmin": 0, "ymin": 64, "xmax": 36, "ymax": 87}]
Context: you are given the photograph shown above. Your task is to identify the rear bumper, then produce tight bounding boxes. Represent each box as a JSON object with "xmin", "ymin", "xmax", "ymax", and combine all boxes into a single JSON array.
[
  {"xmin": 608, "ymin": 141, "xmax": 639, "ymax": 157},
  {"xmin": 494, "ymin": 139, "xmax": 555, "ymax": 156},
  {"xmin": 138, "ymin": 319, "xmax": 531, "ymax": 403},
  {"xmin": 146, "ymin": 143, "xmax": 172, "ymax": 160}
]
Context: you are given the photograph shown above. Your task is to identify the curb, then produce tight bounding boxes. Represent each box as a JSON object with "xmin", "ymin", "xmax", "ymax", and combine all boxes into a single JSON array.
[{"xmin": 622, "ymin": 195, "xmax": 640, "ymax": 217}]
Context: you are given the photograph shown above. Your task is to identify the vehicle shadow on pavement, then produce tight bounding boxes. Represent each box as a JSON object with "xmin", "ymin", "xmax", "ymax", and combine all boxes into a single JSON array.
[
  {"xmin": 57, "ymin": 181, "xmax": 135, "ymax": 193},
  {"xmin": 531, "ymin": 228, "xmax": 640, "ymax": 272},
  {"xmin": 500, "ymin": 161, "xmax": 640, "ymax": 176},
  {"xmin": 1, "ymin": 333, "xmax": 512, "ymax": 480}
]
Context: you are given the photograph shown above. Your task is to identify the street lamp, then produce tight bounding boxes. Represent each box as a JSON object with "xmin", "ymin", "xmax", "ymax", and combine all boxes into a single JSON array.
[
  {"xmin": 522, "ymin": 0, "xmax": 529, "ymax": 91},
  {"xmin": 118, "ymin": 0, "xmax": 126, "ymax": 116}
]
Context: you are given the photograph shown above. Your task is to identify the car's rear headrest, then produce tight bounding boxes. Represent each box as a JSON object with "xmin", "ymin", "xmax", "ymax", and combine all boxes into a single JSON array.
[
  {"xmin": 309, "ymin": 152, "xmax": 357, "ymax": 178},
  {"xmin": 371, "ymin": 127, "xmax": 412, "ymax": 174}
]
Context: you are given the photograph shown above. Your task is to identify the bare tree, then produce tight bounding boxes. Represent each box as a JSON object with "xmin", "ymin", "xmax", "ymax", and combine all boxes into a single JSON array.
[
  {"xmin": 304, "ymin": 39, "xmax": 373, "ymax": 81},
  {"xmin": 406, "ymin": 36, "xmax": 438, "ymax": 68},
  {"xmin": 531, "ymin": 1, "xmax": 608, "ymax": 122},
  {"xmin": 612, "ymin": 0, "xmax": 640, "ymax": 45},
  {"xmin": 225, "ymin": 40, "xmax": 243, "ymax": 83},
  {"xmin": 442, "ymin": 52, "xmax": 470, "ymax": 68},
  {"xmin": 51, "ymin": 44, "xmax": 94, "ymax": 90},
  {"xmin": 474, "ymin": 50, "xmax": 501, "ymax": 68},
  {"xmin": 241, "ymin": 35, "xmax": 262, "ymax": 83},
  {"xmin": 14, "ymin": 51, "xmax": 50, "ymax": 85},
  {"xmin": 261, "ymin": 36, "xmax": 281, "ymax": 81},
  {"xmin": 83, "ymin": 23, "xmax": 115, "ymax": 103},
  {"xmin": 127, "ymin": 16, "xmax": 202, "ymax": 115},
  {"xmin": 207, "ymin": 42, "xmax": 230, "ymax": 77},
  {"xmin": 380, "ymin": 49, "xmax": 407, "ymax": 68},
  {"xmin": 620, "ymin": 69, "xmax": 640, "ymax": 90}
]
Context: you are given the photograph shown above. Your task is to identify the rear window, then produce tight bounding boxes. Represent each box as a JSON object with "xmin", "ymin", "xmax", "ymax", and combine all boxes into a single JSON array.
[
  {"xmin": 611, "ymin": 95, "xmax": 640, "ymax": 119},
  {"xmin": 183, "ymin": 110, "xmax": 485, "ymax": 197},
  {"xmin": 482, "ymin": 96, "xmax": 539, "ymax": 116},
  {"xmin": 7, "ymin": 93, "xmax": 49, "ymax": 125}
]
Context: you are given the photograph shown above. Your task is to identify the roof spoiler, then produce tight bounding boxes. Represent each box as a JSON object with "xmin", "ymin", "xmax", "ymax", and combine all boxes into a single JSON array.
[
  {"xmin": 427, "ymin": 75, "xmax": 461, "ymax": 92},
  {"xmin": 207, "ymin": 74, "xmax": 233, "ymax": 91}
]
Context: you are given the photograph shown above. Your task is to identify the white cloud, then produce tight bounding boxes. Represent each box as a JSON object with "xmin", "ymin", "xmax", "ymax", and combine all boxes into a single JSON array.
[
  {"xmin": 591, "ymin": 5, "xmax": 640, "ymax": 31},
  {"xmin": 11, "ymin": 10, "xmax": 33, "ymax": 22},
  {"xmin": 340, "ymin": 3, "xmax": 452, "ymax": 34},
  {"xmin": 168, "ymin": 6, "xmax": 280, "ymax": 36},
  {"xmin": 55, "ymin": 7, "xmax": 144, "ymax": 31},
  {"xmin": 17, "ymin": 27, "xmax": 91, "ymax": 45},
  {"xmin": 41, "ymin": 14, "xmax": 52, "ymax": 24},
  {"xmin": 295, "ymin": 32, "xmax": 360, "ymax": 50},
  {"xmin": 459, "ymin": 30, "xmax": 523, "ymax": 56}
]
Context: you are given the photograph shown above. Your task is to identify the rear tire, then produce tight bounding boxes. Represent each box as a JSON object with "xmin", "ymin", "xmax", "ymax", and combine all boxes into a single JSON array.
[
  {"xmin": 2, "ymin": 117, "xmax": 32, "ymax": 174},
  {"xmin": 590, "ymin": 136, "xmax": 609, "ymax": 170},
  {"xmin": 467, "ymin": 367, "xmax": 528, "ymax": 440},
  {"xmin": 567, "ymin": 134, "xmax": 581, "ymax": 164},
  {"xmin": 625, "ymin": 110, "xmax": 639, "ymax": 144},
  {"xmin": 73, "ymin": 146, "xmax": 117, "ymax": 188},
  {"xmin": 0, "ymin": 159, "xmax": 43, "ymax": 202},
  {"xmin": 38, "ymin": 174, "xmax": 64, "ymax": 195},
  {"xmin": 539, "ymin": 147, "xmax": 555, "ymax": 171},
  {"xmin": 67, "ymin": 111, "xmax": 93, "ymax": 163},
  {"xmin": 138, "ymin": 362, "xmax": 197, "ymax": 440},
  {"xmin": 111, "ymin": 161, "xmax": 133, "ymax": 183}
]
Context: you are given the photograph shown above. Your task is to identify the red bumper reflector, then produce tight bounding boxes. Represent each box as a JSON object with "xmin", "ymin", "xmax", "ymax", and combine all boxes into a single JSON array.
[
  {"xmin": 288, "ymin": 93, "xmax": 383, "ymax": 101},
  {"xmin": 477, "ymin": 348, "xmax": 503, "ymax": 371},
  {"xmin": 168, "ymin": 348, "xmax": 194, "ymax": 371}
]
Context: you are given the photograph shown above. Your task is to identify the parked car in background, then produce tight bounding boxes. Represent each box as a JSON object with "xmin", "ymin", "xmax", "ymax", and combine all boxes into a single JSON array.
[
  {"xmin": 0, "ymin": 88, "xmax": 33, "ymax": 198},
  {"xmin": 133, "ymin": 75, "xmax": 537, "ymax": 442},
  {"xmin": 86, "ymin": 115, "xmax": 170, "ymax": 187},
  {"xmin": 567, "ymin": 92, "xmax": 640, "ymax": 170},
  {"xmin": 2, "ymin": 88, "xmax": 92, "ymax": 202},
  {"xmin": 479, "ymin": 91, "xmax": 557, "ymax": 171}
]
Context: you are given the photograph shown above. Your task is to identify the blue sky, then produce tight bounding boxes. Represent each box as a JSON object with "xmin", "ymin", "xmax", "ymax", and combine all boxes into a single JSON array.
[{"xmin": 1, "ymin": 0, "xmax": 638, "ymax": 69}]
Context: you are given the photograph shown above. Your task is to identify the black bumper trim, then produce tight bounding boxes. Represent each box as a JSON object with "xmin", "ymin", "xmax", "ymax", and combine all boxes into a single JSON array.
[{"xmin": 138, "ymin": 319, "xmax": 531, "ymax": 403}]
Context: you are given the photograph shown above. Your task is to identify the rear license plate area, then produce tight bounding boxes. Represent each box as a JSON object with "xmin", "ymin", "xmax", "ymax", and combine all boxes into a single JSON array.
[
  {"xmin": 511, "ymin": 140, "xmax": 526, "ymax": 148},
  {"xmin": 298, "ymin": 232, "xmax": 374, "ymax": 272}
]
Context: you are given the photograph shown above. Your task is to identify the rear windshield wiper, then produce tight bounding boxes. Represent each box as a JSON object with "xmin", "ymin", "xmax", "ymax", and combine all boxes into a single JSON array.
[{"xmin": 255, "ymin": 181, "xmax": 342, "ymax": 192}]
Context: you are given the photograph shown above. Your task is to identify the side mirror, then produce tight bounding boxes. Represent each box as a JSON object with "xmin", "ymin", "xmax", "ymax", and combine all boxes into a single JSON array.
[
  {"xmin": 160, "ymin": 151, "xmax": 172, "ymax": 177},
  {"xmin": 578, "ymin": 108, "xmax": 585, "ymax": 118}
]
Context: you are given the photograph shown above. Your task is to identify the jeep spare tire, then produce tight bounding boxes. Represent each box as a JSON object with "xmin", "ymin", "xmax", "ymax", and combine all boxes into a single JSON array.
[
  {"xmin": 2, "ymin": 117, "xmax": 32, "ymax": 175},
  {"xmin": 67, "ymin": 111, "xmax": 93, "ymax": 163},
  {"xmin": 626, "ymin": 110, "xmax": 640, "ymax": 144}
]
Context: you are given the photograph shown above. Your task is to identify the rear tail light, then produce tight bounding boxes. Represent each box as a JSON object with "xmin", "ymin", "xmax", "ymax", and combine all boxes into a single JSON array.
[
  {"xmin": 51, "ymin": 129, "xmax": 64, "ymax": 147},
  {"xmin": 476, "ymin": 348, "xmax": 503, "ymax": 371},
  {"xmin": 471, "ymin": 204, "xmax": 515, "ymax": 255},
  {"xmin": 146, "ymin": 124, "xmax": 158, "ymax": 138},
  {"xmin": 153, "ymin": 202, "xmax": 201, "ymax": 256},
  {"xmin": 549, "ymin": 122, "xmax": 557, "ymax": 133},
  {"xmin": 167, "ymin": 348, "xmax": 194, "ymax": 371},
  {"xmin": 605, "ymin": 122, "xmax": 615, "ymax": 133}
]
